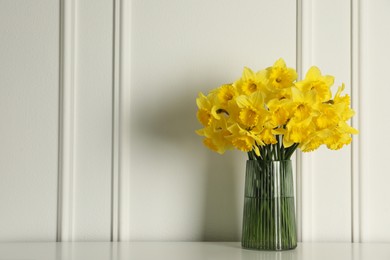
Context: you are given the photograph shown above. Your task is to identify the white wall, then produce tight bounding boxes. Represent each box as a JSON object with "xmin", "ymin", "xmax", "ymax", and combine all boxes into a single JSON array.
[
  {"xmin": 0, "ymin": 0, "xmax": 59, "ymax": 241},
  {"xmin": 360, "ymin": 0, "xmax": 390, "ymax": 242},
  {"xmin": 72, "ymin": 0, "xmax": 114, "ymax": 241},
  {"xmin": 0, "ymin": 0, "xmax": 389, "ymax": 242}
]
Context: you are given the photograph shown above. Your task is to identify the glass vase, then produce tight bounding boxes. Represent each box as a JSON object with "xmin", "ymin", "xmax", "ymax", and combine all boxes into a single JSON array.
[{"xmin": 241, "ymin": 160, "xmax": 297, "ymax": 250}]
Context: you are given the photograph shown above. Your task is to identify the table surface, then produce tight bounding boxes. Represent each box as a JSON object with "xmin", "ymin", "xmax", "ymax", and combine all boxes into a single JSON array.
[{"xmin": 0, "ymin": 242, "xmax": 389, "ymax": 260}]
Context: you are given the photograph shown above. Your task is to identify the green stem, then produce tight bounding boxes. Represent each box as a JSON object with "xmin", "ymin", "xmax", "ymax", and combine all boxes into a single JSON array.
[
  {"xmin": 272, "ymin": 144, "xmax": 277, "ymax": 160},
  {"xmin": 266, "ymin": 145, "xmax": 272, "ymax": 160},
  {"xmin": 248, "ymin": 151, "xmax": 253, "ymax": 160},
  {"xmin": 274, "ymin": 143, "xmax": 278, "ymax": 160},
  {"xmin": 285, "ymin": 143, "xmax": 299, "ymax": 159}
]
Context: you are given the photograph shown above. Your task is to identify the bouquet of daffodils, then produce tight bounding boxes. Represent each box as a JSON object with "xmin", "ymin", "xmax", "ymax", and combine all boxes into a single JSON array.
[{"xmin": 196, "ymin": 59, "xmax": 358, "ymax": 160}]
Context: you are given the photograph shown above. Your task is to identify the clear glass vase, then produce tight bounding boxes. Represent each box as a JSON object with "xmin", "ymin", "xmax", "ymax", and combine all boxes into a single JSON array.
[{"xmin": 241, "ymin": 160, "xmax": 297, "ymax": 250}]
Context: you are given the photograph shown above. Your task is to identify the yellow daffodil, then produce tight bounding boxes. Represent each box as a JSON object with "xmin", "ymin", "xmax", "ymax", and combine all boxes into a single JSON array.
[
  {"xmin": 300, "ymin": 136, "xmax": 323, "ymax": 152},
  {"xmin": 259, "ymin": 128, "xmax": 277, "ymax": 145},
  {"xmin": 324, "ymin": 130, "xmax": 352, "ymax": 150},
  {"xmin": 315, "ymin": 103, "xmax": 340, "ymax": 129},
  {"xmin": 333, "ymin": 84, "xmax": 355, "ymax": 121},
  {"xmin": 284, "ymin": 118, "xmax": 314, "ymax": 147},
  {"xmin": 338, "ymin": 121, "xmax": 359, "ymax": 135},
  {"xmin": 267, "ymin": 98, "xmax": 294, "ymax": 127},
  {"xmin": 295, "ymin": 66, "xmax": 334, "ymax": 102},
  {"xmin": 325, "ymin": 122, "xmax": 358, "ymax": 150},
  {"xmin": 227, "ymin": 124, "xmax": 262, "ymax": 156},
  {"xmin": 196, "ymin": 59, "xmax": 358, "ymax": 158},
  {"xmin": 235, "ymin": 91, "xmax": 268, "ymax": 129},
  {"xmin": 212, "ymin": 84, "xmax": 238, "ymax": 108},
  {"xmin": 196, "ymin": 92, "xmax": 215, "ymax": 127},
  {"xmin": 234, "ymin": 67, "xmax": 267, "ymax": 96},
  {"xmin": 196, "ymin": 118, "xmax": 233, "ymax": 154},
  {"xmin": 266, "ymin": 58, "xmax": 297, "ymax": 90},
  {"xmin": 299, "ymin": 129, "xmax": 330, "ymax": 152},
  {"xmin": 290, "ymin": 87, "xmax": 318, "ymax": 121}
]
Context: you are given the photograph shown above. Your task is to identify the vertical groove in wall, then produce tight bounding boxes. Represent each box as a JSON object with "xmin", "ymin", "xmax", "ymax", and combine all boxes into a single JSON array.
[
  {"xmin": 57, "ymin": 0, "xmax": 64, "ymax": 243},
  {"xmin": 351, "ymin": 0, "xmax": 361, "ymax": 243},
  {"xmin": 297, "ymin": 0, "xmax": 313, "ymax": 242},
  {"xmin": 111, "ymin": 0, "xmax": 121, "ymax": 242},
  {"xmin": 118, "ymin": 0, "xmax": 131, "ymax": 241},
  {"xmin": 57, "ymin": 0, "xmax": 76, "ymax": 242}
]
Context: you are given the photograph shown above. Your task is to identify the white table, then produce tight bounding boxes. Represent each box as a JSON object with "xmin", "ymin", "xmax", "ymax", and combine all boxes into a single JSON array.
[{"xmin": 0, "ymin": 242, "xmax": 389, "ymax": 260}]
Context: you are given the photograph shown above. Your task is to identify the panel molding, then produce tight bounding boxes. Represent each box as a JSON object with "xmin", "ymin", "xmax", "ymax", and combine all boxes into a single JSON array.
[
  {"xmin": 111, "ymin": 0, "xmax": 132, "ymax": 242},
  {"xmin": 57, "ymin": 0, "xmax": 76, "ymax": 242},
  {"xmin": 111, "ymin": 0, "xmax": 121, "ymax": 242},
  {"xmin": 116, "ymin": 0, "xmax": 131, "ymax": 241},
  {"xmin": 296, "ymin": 0, "xmax": 314, "ymax": 242},
  {"xmin": 58, "ymin": 0, "xmax": 130, "ymax": 242},
  {"xmin": 351, "ymin": 0, "xmax": 361, "ymax": 243}
]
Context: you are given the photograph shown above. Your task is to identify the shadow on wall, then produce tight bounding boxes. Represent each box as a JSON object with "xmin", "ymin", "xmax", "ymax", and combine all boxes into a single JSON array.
[
  {"xmin": 202, "ymin": 152, "xmax": 242, "ymax": 241},
  {"xmin": 130, "ymin": 77, "xmax": 244, "ymax": 241}
]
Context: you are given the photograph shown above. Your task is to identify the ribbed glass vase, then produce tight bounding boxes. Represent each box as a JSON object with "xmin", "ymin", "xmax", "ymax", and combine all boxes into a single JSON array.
[{"xmin": 242, "ymin": 160, "xmax": 297, "ymax": 250}]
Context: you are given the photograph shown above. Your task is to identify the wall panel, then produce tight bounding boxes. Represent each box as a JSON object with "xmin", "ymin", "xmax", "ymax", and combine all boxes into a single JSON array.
[
  {"xmin": 0, "ymin": 0, "xmax": 59, "ymax": 241},
  {"xmin": 72, "ymin": 0, "xmax": 114, "ymax": 240},
  {"xmin": 360, "ymin": 0, "xmax": 390, "ymax": 242},
  {"xmin": 298, "ymin": 0, "xmax": 353, "ymax": 242},
  {"xmin": 128, "ymin": 0, "xmax": 296, "ymax": 241},
  {"xmin": 305, "ymin": 0, "xmax": 352, "ymax": 242}
]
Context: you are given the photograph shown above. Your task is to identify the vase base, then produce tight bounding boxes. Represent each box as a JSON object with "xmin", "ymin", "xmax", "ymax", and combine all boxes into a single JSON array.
[{"xmin": 241, "ymin": 244, "xmax": 297, "ymax": 251}]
